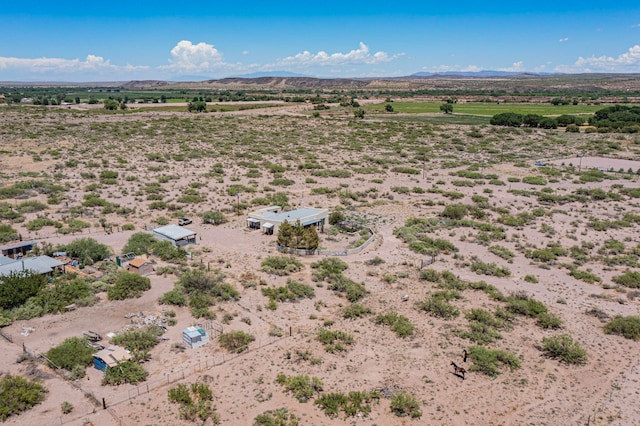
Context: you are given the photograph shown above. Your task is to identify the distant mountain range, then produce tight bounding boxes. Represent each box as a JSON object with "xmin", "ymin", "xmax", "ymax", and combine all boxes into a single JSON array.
[{"xmin": 409, "ymin": 71, "xmax": 560, "ymax": 78}]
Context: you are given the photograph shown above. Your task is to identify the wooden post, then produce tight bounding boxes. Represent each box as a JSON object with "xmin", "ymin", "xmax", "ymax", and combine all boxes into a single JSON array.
[{"xmin": 102, "ymin": 398, "xmax": 106, "ymax": 409}]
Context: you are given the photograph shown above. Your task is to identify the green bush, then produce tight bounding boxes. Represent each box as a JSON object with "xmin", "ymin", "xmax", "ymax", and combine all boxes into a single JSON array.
[
  {"xmin": 470, "ymin": 261, "xmax": 511, "ymax": 277},
  {"xmin": 102, "ymin": 360, "xmax": 148, "ymax": 385},
  {"xmin": 276, "ymin": 374, "xmax": 323, "ymax": 403},
  {"xmin": 316, "ymin": 328, "xmax": 354, "ymax": 352},
  {"xmin": 107, "ymin": 271, "xmax": 151, "ymax": 300},
  {"xmin": 152, "ymin": 240, "xmax": 187, "ymax": 262},
  {"xmin": 506, "ymin": 293, "xmax": 548, "ymax": 317},
  {"xmin": 0, "ymin": 270, "xmax": 47, "ymax": 310},
  {"xmin": 61, "ymin": 237, "xmax": 111, "ymax": 267},
  {"xmin": 537, "ymin": 312, "xmax": 563, "ymax": 329},
  {"xmin": 315, "ymin": 390, "xmax": 380, "ymax": 418},
  {"xmin": 261, "ymin": 280, "xmax": 315, "ymax": 306},
  {"xmin": 219, "ymin": 330, "xmax": 255, "ymax": 353},
  {"xmin": 46, "ymin": 337, "xmax": 95, "ymax": 372},
  {"xmin": 261, "ymin": 256, "xmax": 303, "ymax": 276},
  {"xmin": 604, "ymin": 316, "xmax": 640, "ymax": 340},
  {"xmin": 0, "ymin": 375, "xmax": 47, "ymax": 421},
  {"xmin": 541, "ymin": 334, "xmax": 587, "ymax": 365},
  {"xmin": 0, "ymin": 224, "xmax": 19, "ymax": 243},
  {"xmin": 122, "ymin": 232, "xmax": 157, "ymax": 255},
  {"xmin": 374, "ymin": 312, "xmax": 414, "ymax": 337},
  {"xmin": 342, "ymin": 303, "xmax": 372, "ymax": 319},
  {"xmin": 468, "ymin": 345, "xmax": 521, "ymax": 377},
  {"xmin": 254, "ymin": 408, "xmax": 300, "ymax": 426},
  {"xmin": 612, "ymin": 271, "xmax": 640, "ymax": 288},
  {"xmin": 418, "ymin": 293, "xmax": 459, "ymax": 319},
  {"xmin": 111, "ymin": 326, "xmax": 162, "ymax": 355},
  {"xmin": 159, "ymin": 289, "xmax": 187, "ymax": 306},
  {"xmin": 390, "ymin": 391, "xmax": 421, "ymax": 418},
  {"xmin": 311, "ymin": 257, "xmax": 349, "ymax": 281},
  {"xmin": 168, "ymin": 382, "xmax": 219, "ymax": 423}
]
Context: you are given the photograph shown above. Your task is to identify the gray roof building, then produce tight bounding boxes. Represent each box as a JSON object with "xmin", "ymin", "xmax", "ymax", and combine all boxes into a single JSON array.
[
  {"xmin": 153, "ymin": 224, "xmax": 197, "ymax": 247},
  {"xmin": 0, "ymin": 255, "xmax": 65, "ymax": 276}
]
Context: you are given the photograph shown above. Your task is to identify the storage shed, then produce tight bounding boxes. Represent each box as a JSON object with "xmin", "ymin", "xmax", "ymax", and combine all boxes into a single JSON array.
[
  {"xmin": 127, "ymin": 257, "xmax": 154, "ymax": 275},
  {"xmin": 182, "ymin": 326, "xmax": 209, "ymax": 349},
  {"xmin": 93, "ymin": 346, "xmax": 132, "ymax": 371},
  {"xmin": 153, "ymin": 225, "xmax": 197, "ymax": 247}
]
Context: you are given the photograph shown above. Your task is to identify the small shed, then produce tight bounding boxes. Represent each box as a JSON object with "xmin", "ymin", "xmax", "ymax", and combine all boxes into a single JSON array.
[
  {"xmin": 182, "ymin": 326, "xmax": 209, "ymax": 349},
  {"xmin": 128, "ymin": 257, "xmax": 154, "ymax": 275},
  {"xmin": 93, "ymin": 346, "xmax": 132, "ymax": 371},
  {"xmin": 1, "ymin": 241, "xmax": 36, "ymax": 259},
  {"xmin": 153, "ymin": 225, "xmax": 197, "ymax": 247}
]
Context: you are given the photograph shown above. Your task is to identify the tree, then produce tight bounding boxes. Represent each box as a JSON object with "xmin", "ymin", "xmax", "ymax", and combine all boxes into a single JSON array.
[
  {"xmin": 0, "ymin": 375, "xmax": 47, "ymax": 421},
  {"xmin": 0, "ymin": 271, "xmax": 47, "ymax": 310},
  {"xmin": 440, "ymin": 103, "xmax": 453, "ymax": 114},
  {"xmin": 46, "ymin": 337, "xmax": 95, "ymax": 371},
  {"xmin": 353, "ymin": 108, "xmax": 365, "ymax": 119},
  {"xmin": 107, "ymin": 271, "xmax": 151, "ymax": 300},
  {"xmin": 103, "ymin": 99, "xmax": 119, "ymax": 110},
  {"xmin": 385, "ymin": 103, "xmax": 394, "ymax": 112},
  {"xmin": 61, "ymin": 238, "xmax": 111, "ymax": 267},
  {"xmin": 123, "ymin": 232, "xmax": 157, "ymax": 255},
  {"xmin": 188, "ymin": 101, "xmax": 207, "ymax": 113},
  {"xmin": 277, "ymin": 221, "xmax": 319, "ymax": 250}
]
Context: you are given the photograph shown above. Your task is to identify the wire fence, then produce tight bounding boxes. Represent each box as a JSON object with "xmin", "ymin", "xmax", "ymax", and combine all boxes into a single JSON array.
[
  {"xmin": 277, "ymin": 227, "xmax": 376, "ymax": 257},
  {"xmin": 9, "ymin": 325, "xmax": 311, "ymax": 425}
]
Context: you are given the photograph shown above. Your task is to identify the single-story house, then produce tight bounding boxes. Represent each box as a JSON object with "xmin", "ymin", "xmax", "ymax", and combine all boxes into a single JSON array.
[
  {"xmin": 127, "ymin": 257, "xmax": 154, "ymax": 275},
  {"xmin": 0, "ymin": 255, "xmax": 65, "ymax": 277},
  {"xmin": 93, "ymin": 346, "xmax": 132, "ymax": 371},
  {"xmin": 182, "ymin": 326, "xmax": 209, "ymax": 349},
  {"xmin": 152, "ymin": 224, "xmax": 197, "ymax": 247},
  {"xmin": 247, "ymin": 207, "xmax": 329, "ymax": 235},
  {"xmin": 1, "ymin": 241, "xmax": 36, "ymax": 259}
]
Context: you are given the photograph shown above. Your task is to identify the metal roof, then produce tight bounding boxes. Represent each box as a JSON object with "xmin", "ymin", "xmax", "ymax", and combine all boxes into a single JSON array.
[
  {"xmin": 0, "ymin": 241, "xmax": 36, "ymax": 251},
  {"xmin": 0, "ymin": 255, "xmax": 14, "ymax": 266},
  {"xmin": 251, "ymin": 208, "xmax": 328, "ymax": 223},
  {"xmin": 153, "ymin": 224, "xmax": 196, "ymax": 240},
  {"xmin": 0, "ymin": 256, "xmax": 64, "ymax": 276}
]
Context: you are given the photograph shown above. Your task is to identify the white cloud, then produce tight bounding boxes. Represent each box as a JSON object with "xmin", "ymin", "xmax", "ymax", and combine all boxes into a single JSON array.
[
  {"xmin": 559, "ymin": 37, "xmax": 569, "ymax": 42},
  {"xmin": 277, "ymin": 42, "xmax": 402, "ymax": 67},
  {"xmin": 556, "ymin": 44, "xmax": 640, "ymax": 72},
  {"xmin": 242, "ymin": 50, "xmax": 249, "ymax": 55},
  {"xmin": 162, "ymin": 40, "xmax": 225, "ymax": 72},
  {"xmin": 0, "ymin": 55, "xmax": 114, "ymax": 73},
  {"xmin": 422, "ymin": 64, "xmax": 482, "ymax": 73},
  {"xmin": 499, "ymin": 61, "xmax": 525, "ymax": 72}
]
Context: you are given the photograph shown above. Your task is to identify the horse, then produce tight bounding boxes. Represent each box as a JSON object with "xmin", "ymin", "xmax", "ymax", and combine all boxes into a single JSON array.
[{"xmin": 451, "ymin": 361, "xmax": 466, "ymax": 379}]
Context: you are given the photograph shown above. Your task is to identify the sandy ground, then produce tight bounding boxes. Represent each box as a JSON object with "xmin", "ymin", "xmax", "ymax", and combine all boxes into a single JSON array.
[{"xmin": 1, "ymin": 104, "xmax": 640, "ymax": 426}]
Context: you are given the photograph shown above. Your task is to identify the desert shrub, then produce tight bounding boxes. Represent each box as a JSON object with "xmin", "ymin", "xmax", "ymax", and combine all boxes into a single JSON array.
[
  {"xmin": 612, "ymin": 271, "xmax": 640, "ymax": 288},
  {"xmin": 0, "ymin": 224, "xmax": 19, "ymax": 243},
  {"xmin": 107, "ymin": 271, "xmax": 151, "ymax": 300},
  {"xmin": 102, "ymin": 360, "xmax": 148, "ymax": 385},
  {"xmin": 152, "ymin": 240, "xmax": 187, "ymax": 262},
  {"xmin": 522, "ymin": 176, "xmax": 547, "ymax": 185},
  {"xmin": 537, "ymin": 312, "xmax": 563, "ymax": 329},
  {"xmin": 374, "ymin": 312, "xmax": 414, "ymax": 337},
  {"xmin": 506, "ymin": 293, "xmax": 548, "ymax": 317},
  {"xmin": 276, "ymin": 374, "xmax": 323, "ymax": 403},
  {"xmin": 168, "ymin": 382, "xmax": 219, "ymax": 423},
  {"xmin": 418, "ymin": 293, "xmax": 459, "ymax": 319},
  {"xmin": 470, "ymin": 261, "xmax": 511, "ymax": 277},
  {"xmin": 121, "ymin": 223, "xmax": 135, "ymax": 231},
  {"xmin": 441, "ymin": 204, "xmax": 467, "ymax": 220},
  {"xmin": 468, "ymin": 345, "xmax": 521, "ymax": 377},
  {"xmin": 604, "ymin": 316, "xmax": 640, "ymax": 340},
  {"xmin": 262, "ymin": 280, "xmax": 315, "ymax": 307},
  {"xmin": 261, "ymin": 256, "xmax": 303, "ymax": 276},
  {"xmin": 254, "ymin": 408, "xmax": 300, "ymax": 426},
  {"xmin": 458, "ymin": 321, "xmax": 502, "ymax": 344},
  {"xmin": 311, "ymin": 257, "xmax": 348, "ymax": 281},
  {"xmin": 523, "ymin": 274, "xmax": 539, "ymax": 283},
  {"xmin": 111, "ymin": 326, "xmax": 162, "ymax": 355},
  {"xmin": 0, "ymin": 375, "xmax": 47, "ymax": 421},
  {"xmin": 570, "ymin": 269, "xmax": 601, "ymax": 284},
  {"xmin": 390, "ymin": 391, "xmax": 421, "ymax": 418},
  {"xmin": 342, "ymin": 303, "xmax": 372, "ymax": 319},
  {"xmin": 60, "ymin": 401, "xmax": 73, "ymax": 414},
  {"xmin": 201, "ymin": 210, "xmax": 228, "ymax": 225},
  {"xmin": 219, "ymin": 330, "xmax": 255, "ymax": 353},
  {"xmin": 327, "ymin": 275, "xmax": 366, "ymax": 302},
  {"xmin": 419, "ymin": 268, "xmax": 440, "ymax": 282},
  {"xmin": 316, "ymin": 328, "xmax": 354, "ymax": 352},
  {"xmin": 315, "ymin": 390, "xmax": 380, "ymax": 419},
  {"xmin": 46, "ymin": 337, "xmax": 95, "ymax": 372},
  {"xmin": 488, "ymin": 245, "xmax": 515, "ymax": 261},
  {"xmin": 467, "ymin": 280, "xmax": 506, "ymax": 301},
  {"xmin": 159, "ymin": 289, "xmax": 187, "ymax": 306},
  {"xmin": 408, "ymin": 236, "xmax": 456, "ymax": 256},
  {"xmin": 541, "ymin": 334, "xmax": 587, "ymax": 365},
  {"xmin": 30, "ymin": 276, "xmax": 94, "ymax": 315}
]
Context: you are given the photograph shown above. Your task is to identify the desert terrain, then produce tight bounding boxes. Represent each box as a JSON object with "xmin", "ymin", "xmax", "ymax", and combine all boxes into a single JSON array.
[{"xmin": 0, "ymin": 83, "xmax": 639, "ymax": 426}]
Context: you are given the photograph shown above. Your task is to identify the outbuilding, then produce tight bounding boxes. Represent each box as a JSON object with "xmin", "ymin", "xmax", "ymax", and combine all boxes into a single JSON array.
[
  {"xmin": 93, "ymin": 346, "xmax": 132, "ymax": 371},
  {"xmin": 153, "ymin": 224, "xmax": 197, "ymax": 247},
  {"xmin": 0, "ymin": 255, "xmax": 65, "ymax": 277},
  {"xmin": 127, "ymin": 257, "xmax": 154, "ymax": 275},
  {"xmin": 1, "ymin": 241, "xmax": 36, "ymax": 259},
  {"xmin": 182, "ymin": 326, "xmax": 209, "ymax": 349}
]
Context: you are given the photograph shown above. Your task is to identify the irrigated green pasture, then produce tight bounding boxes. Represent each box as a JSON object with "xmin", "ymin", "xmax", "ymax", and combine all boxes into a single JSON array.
[{"xmin": 367, "ymin": 102, "xmax": 604, "ymax": 116}]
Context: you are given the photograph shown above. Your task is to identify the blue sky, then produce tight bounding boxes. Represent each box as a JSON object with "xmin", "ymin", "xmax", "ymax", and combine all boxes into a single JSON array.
[{"xmin": 2, "ymin": 1, "xmax": 640, "ymax": 81}]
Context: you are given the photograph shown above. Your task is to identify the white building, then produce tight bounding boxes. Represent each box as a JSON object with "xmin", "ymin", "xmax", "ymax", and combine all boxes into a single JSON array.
[
  {"xmin": 152, "ymin": 225, "xmax": 197, "ymax": 247},
  {"xmin": 247, "ymin": 206, "xmax": 329, "ymax": 235}
]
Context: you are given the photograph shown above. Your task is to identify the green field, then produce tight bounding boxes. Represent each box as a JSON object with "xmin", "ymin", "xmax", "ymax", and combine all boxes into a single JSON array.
[{"xmin": 367, "ymin": 101, "xmax": 604, "ymax": 116}]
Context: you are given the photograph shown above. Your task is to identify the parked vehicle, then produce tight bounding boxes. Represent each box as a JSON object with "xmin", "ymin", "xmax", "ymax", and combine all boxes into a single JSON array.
[{"xmin": 178, "ymin": 217, "xmax": 192, "ymax": 226}]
